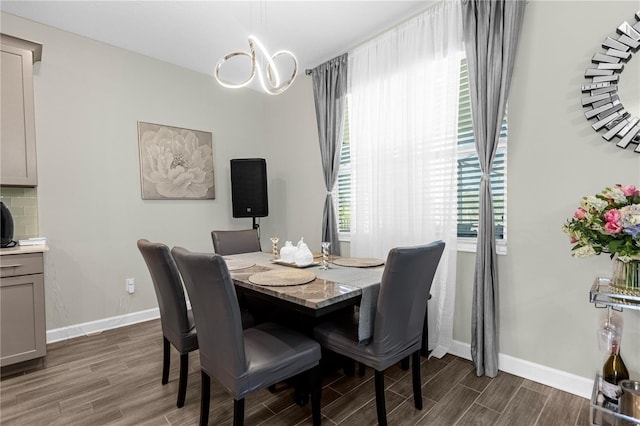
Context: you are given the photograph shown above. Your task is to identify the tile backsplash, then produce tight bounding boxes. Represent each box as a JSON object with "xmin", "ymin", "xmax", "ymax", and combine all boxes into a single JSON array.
[{"xmin": 0, "ymin": 187, "xmax": 39, "ymax": 241}]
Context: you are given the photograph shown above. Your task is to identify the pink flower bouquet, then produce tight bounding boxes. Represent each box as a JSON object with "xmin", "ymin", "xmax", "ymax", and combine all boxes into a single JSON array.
[{"xmin": 563, "ymin": 185, "xmax": 640, "ymax": 260}]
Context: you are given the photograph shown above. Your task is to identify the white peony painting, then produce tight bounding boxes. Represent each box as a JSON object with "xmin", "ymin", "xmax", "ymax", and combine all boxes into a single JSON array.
[{"xmin": 137, "ymin": 122, "xmax": 215, "ymax": 200}]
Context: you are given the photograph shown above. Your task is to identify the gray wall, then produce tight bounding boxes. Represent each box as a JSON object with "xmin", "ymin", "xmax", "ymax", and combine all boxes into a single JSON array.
[
  {"xmin": 261, "ymin": 80, "xmax": 325, "ymax": 251},
  {"xmin": 2, "ymin": 0, "xmax": 639, "ymax": 384}
]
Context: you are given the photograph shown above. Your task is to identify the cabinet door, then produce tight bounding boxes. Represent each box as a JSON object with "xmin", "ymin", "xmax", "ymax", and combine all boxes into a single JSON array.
[
  {"xmin": 0, "ymin": 273, "xmax": 46, "ymax": 366},
  {"xmin": 0, "ymin": 43, "xmax": 37, "ymax": 186}
]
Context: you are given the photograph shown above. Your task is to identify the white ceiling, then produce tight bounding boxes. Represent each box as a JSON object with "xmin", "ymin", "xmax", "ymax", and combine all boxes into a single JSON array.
[{"xmin": 1, "ymin": 1, "xmax": 434, "ymax": 90}]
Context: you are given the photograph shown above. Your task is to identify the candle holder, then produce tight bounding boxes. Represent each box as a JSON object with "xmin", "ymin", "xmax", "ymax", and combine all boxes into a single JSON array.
[
  {"xmin": 270, "ymin": 237, "xmax": 279, "ymax": 259},
  {"xmin": 321, "ymin": 241, "xmax": 331, "ymax": 270}
]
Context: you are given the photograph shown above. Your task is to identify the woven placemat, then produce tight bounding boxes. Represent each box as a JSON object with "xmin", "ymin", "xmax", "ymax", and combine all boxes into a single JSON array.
[
  {"xmin": 224, "ymin": 259, "xmax": 255, "ymax": 271},
  {"xmin": 248, "ymin": 269, "xmax": 316, "ymax": 286},
  {"xmin": 331, "ymin": 257, "xmax": 385, "ymax": 268}
]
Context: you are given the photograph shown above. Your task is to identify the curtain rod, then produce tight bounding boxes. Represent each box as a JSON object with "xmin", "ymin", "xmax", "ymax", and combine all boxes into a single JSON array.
[{"xmin": 305, "ymin": 54, "xmax": 347, "ymax": 75}]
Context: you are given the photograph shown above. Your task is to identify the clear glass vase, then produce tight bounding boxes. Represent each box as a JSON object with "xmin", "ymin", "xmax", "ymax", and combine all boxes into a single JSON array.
[
  {"xmin": 320, "ymin": 242, "xmax": 331, "ymax": 270},
  {"xmin": 611, "ymin": 257, "xmax": 640, "ymax": 290}
]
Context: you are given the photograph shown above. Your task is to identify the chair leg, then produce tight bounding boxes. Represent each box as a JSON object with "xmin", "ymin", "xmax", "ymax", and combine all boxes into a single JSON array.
[
  {"xmin": 233, "ymin": 398, "xmax": 245, "ymax": 426},
  {"xmin": 310, "ymin": 366, "xmax": 322, "ymax": 426},
  {"xmin": 400, "ymin": 356, "xmax": 410, "ymax": 370},
  {"xmin": 374, "ymin": 370, "xmax": 387, "ymax": 426},
  {"xmin": 412, "ymin": 350, "xmax": 423, "ymax": 409},
  {"xmin": 358, "ymin": 362, "xmax": 366, "ymax": 376},
  {"xmin": 344, "ymin": 358, "xmax": 355, "ymax": 376},
  {"xmin": 177, "ymin": 353, "xmax": 189, "ymax": 408},
  {"xmin": 200, "ymin": 371, "xmax": 211, "ymax": 426},
  {"xmin": 290, "ymin": 371, "xmax": 309, "ymax": 406},
  {"xmin": 162, "ymin": 337, "xmax": 170, "ymax": 385}
]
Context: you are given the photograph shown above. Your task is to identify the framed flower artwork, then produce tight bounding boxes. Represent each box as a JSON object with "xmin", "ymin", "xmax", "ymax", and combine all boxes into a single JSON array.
[{"xmin": 137, "ymin": 122, "xmax": 215, "ymax": 200}]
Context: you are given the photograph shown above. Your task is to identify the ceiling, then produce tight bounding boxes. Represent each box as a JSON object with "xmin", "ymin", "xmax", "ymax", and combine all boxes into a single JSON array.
[{"xmin": 1, "ymin": 1, "xmax": 434, "ymax": 92}]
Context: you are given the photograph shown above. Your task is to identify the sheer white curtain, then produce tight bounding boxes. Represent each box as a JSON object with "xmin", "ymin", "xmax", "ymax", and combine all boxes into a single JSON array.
[{"xmin": 348, "ymin": 0, "xmax": 463, "ymax": 358}]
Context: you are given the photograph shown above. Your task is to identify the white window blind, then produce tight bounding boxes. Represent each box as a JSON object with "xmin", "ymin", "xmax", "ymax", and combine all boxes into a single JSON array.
[
  {"xmin": 457, "ymin": 59, "xmax": 507, "ymax": 239},
  {"xmin": 337, "ymin": 107, "xmax": 351, "ymax": 234}
]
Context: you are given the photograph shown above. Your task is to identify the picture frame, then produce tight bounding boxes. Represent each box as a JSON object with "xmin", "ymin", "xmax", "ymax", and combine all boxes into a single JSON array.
[{"xmin": 137, "ymin": 121, "xmax": 215, "ymax": 200}]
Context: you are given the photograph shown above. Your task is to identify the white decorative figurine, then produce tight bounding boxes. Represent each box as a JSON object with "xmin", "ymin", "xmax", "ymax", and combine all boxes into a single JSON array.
[
  {"xmin": 279, "ymin": 241, "xmax": 297, "ymax": 263},
  {"xmin": 295, "ymin": 238, "xmax": 314, "ymax": 267}
]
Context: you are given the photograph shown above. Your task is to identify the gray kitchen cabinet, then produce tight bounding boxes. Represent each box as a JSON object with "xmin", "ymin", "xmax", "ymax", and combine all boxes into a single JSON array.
[
  {"xmin": 0, "ymin": 251, "xmax": 46, "ymax": 367},
  {"xmin": 0, "ymin": 34, "xmax": 42, "ymax": 186}
]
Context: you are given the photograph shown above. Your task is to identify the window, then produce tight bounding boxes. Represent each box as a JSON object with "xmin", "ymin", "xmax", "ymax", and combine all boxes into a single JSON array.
[
  {"xmin": 336, "ymin": 105, "xmax": 351, "ymax": 236},
  {"xmin": 457, "ymin": 59, "xmax": 507, "ymax": 242},
  {"xmin": 337, "ymin": 59, "xmax": 508, "ymax": 246}
]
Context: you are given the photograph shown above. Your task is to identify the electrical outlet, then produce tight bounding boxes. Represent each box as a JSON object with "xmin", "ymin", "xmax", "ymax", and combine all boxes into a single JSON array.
[{"xmin": 126, "ymin": 278, "xmax": 135, "ymax": 294}]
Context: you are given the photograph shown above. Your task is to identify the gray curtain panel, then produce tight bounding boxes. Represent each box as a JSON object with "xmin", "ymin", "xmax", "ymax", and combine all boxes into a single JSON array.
[
  {"xmin": 462, "ymin": 0, "xmax": 525, "ymax": 377},
  {"xmin": 310, "ymin": 54, "xmax": 348, "ymax": 255}
]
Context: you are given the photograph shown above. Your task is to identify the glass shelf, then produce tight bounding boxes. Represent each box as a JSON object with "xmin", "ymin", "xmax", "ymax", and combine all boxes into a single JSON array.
[
  {"xmin": 590, "ymin": 277, "xmax": 640, "ymax": 311},
  {"xmin": 590, "ymin": 374, "xmax": 640, "ymax": 425}
]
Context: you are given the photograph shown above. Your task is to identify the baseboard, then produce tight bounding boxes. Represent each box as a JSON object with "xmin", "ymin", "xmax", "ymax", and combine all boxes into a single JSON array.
[
  {"xmin": 46, "ymin": 308, "xmax": 161, "ymax": 343},
  {"xmin": 46, "ymin": 301, "xmax": 194, "ymax": 344},
  {"xmin": 448, "ymin": 340, "xmax": 593, "ymax": 399}
]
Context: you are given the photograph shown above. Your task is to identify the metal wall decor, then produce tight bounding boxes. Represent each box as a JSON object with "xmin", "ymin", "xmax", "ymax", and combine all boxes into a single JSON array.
[{"xmin": 581, "ymin": 11, "xmax": 640, "ymax": 153}]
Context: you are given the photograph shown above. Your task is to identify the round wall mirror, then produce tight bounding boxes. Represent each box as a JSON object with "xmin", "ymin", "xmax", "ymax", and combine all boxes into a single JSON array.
[{"xmin": 581, "ymin": 11, "xmax": 640, "ymax": 154}]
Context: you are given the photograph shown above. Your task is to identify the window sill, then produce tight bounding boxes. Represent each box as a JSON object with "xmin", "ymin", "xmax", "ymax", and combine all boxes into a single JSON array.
[{"xmin": 457, "ymin": 237, "xmax": 507, "ymax": 255}]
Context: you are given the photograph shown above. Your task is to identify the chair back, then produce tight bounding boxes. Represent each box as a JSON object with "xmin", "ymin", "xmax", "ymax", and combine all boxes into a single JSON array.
[
  {"xmin": 171, "ymin": 246, "xmax": 248, "ymax": 387},
  {"xmin": 211, "ymin": 229, "xmax": 261, "ymax": 255},
  {"xmin": 372, "ymin": 240, "xmax": 445, "ymax": 356},
  {"xmin": 137, "ymin": 239, "xmax": 194, "ymax": 349}
]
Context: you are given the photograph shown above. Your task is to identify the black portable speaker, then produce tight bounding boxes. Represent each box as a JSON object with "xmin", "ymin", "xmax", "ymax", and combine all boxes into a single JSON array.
[{"xmin": 230, "ymin": 158, "xmax": 268, "ymax": 218}]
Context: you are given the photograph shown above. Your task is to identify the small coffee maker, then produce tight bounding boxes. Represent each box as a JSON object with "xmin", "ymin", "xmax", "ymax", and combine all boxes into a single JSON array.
[{"xmin": 1, "ymin": 201, "xmax": 17, "ymax": 248}]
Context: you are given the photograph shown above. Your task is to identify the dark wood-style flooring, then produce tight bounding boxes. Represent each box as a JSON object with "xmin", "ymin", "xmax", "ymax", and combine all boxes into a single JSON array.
[{"xmin": 0, "ymin": 319, "xmax": 590, "ymax": 425}]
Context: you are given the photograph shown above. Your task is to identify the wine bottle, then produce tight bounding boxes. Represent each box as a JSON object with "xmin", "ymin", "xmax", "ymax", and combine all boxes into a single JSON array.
[{"xmin": 602, "ymin": 341, "xmax": 629, "ymax": 404}]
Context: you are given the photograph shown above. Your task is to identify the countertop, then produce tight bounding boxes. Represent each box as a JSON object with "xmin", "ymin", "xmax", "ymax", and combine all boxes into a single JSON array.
[{"xmin": 0, "ymin": 245, "xmax": 48, "ymax": 255}]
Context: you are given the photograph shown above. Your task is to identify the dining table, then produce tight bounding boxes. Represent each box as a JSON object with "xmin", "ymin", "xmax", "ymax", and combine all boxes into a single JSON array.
[{"xmin": 224, "ymin": 251, "xmax": 385, "ymax": 343}]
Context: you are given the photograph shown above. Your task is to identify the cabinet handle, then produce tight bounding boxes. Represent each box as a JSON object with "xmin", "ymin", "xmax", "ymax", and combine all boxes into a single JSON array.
[{"xmin": 0, "ymin": 264, "xmax": 22, "ymax": 268}]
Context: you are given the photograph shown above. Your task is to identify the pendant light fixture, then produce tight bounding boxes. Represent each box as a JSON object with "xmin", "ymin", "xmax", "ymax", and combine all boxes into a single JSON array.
[
  {"xmin": 214, "ymin": 2, "xmax": 298, "ymax": 95},
  {"xmin": 215, "ymin": 35, "xmax": 297, "ymax": 95}
]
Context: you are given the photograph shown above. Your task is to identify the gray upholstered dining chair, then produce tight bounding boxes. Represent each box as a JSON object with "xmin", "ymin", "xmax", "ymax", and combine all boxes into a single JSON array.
[
  {"xmin": 313, "ymin": 241, "xmax": 445, "ymax": 426},
  {"xmin": 137, "ymin": 239, "xmax": 199, "ymax": 408},
  {"xmin": 171, "ymin": 246, "xmax": 322, "ymax": 426},
  {"xmin": 211, "ymin": 229, "xmax": 261, "ymax": 255},
  {"xmin": 210, "ymin": 228, "xmax": 260, "ymax": 325}
]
